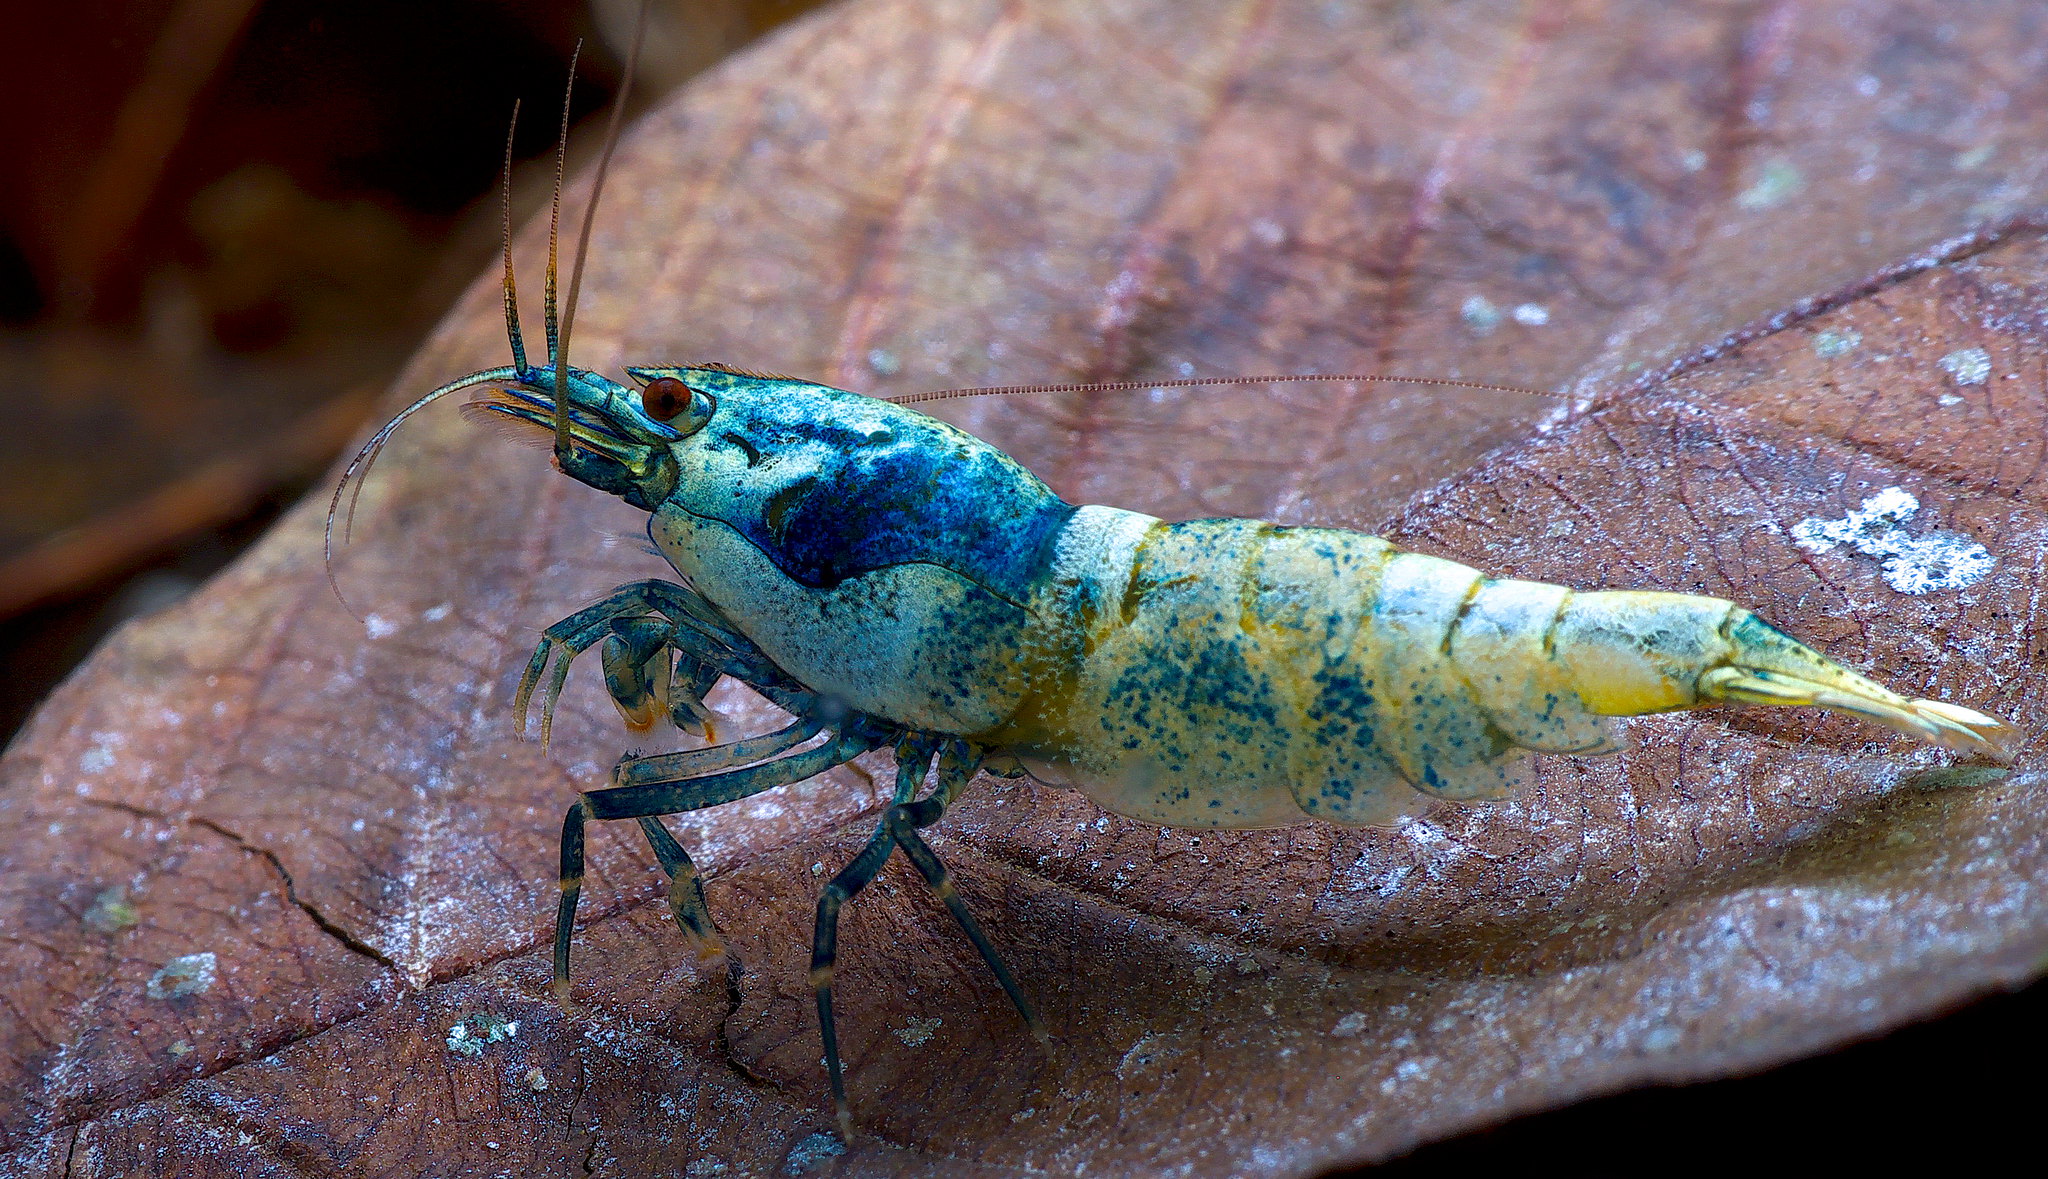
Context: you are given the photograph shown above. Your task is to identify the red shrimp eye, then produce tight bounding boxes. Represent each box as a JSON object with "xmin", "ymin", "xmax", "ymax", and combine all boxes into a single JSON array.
[{"xmin": 640, "ymin": 376, "xmax": 694, "ymax": 422}]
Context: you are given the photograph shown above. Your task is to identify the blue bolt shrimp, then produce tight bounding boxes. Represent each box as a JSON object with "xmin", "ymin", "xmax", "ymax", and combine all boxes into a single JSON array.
[{"xmin": 324, "ymin": 25, "xmax": 2017, "ymax": 1141}]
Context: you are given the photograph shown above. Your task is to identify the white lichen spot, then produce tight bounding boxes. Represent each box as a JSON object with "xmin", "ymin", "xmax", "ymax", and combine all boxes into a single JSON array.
[
  {"xmin": 1680, "ymin": 148, "xmax": 1708, "ymax": 173},
  {"xmin": 865, "ymin": 348, "xmax": 901, "ymax": 377},
  {"xmin": 1511, "ymin": 302, "xmax": 1550, "ymax": 326},
  {"xmin": 446, "ymin": 1011, "xmax": 518, "ymax": 1058},
  {"xmin": 524, "ymin": 1066, "xmax": 549, "ymax": 1091},
  {"xmin": 1812, "ymin": 328, "xmax": 1862, "ymax": 359},
  {"xmin": 1642, "ymin": 1024, "xmax": 1684, "ymax": 1053},
  {"xmin": 893, "ymin": 1016, "xmax": 943, "ymax": 1047},
  {"xmin": 1332, "ymin": 1012, "xmax": 1370, "ymax": 1038},
  {"xmin": 146, "ymin": 952, "xmax": 218, "ymax": 999},
  {"xmin": 1250, "ymin": 217, "xmax": 1286, "ymax": 246},
  {"xmin": 1938, "ymin": 347, "xmax": 1991, "ymax": 385},
  {"xmin": 421, "ymin": 602, "xmax": 453, "ymax": 622},
  {"xmin": 83, "ymin": 887, "xmax": 139, "ymax": 934},
  {"xmin": 363, "ymin": 613, "xmax": 399, "ymax": 640},
  {"xmin": 782, "ymin": 1131, "xmax": 845, "ymax": 1174},
  {"xmin": 1938, "ymin": 393, "xmax": 1964, "ymax": 407},
  {"xmin": 1736, "ymin": 158, "xmax": 1802, "ymax": 210},
  {"xmin": 1791, "ymin": 487, "xmax": 1995, "ymax": 595},
  {"xmin": 1460, "ymin": 294, "xmax": 1502, "ymax": 336}
]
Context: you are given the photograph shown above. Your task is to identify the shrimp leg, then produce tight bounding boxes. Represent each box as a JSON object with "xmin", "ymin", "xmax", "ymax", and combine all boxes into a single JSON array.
[
  {"xmin": 555, "ymin": 724, "xmax": 879, "ymax": 1005},
  {"xmin": 811, "ymin": 739, "xmax": 1043, "ymax": 1139},
  {"xmin": 519, "ymin": 579, "xmax": 810, "ymax": 745}
]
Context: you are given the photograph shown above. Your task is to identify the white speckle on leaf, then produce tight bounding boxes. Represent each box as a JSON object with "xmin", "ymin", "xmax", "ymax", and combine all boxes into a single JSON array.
[
  {"xmin": 446, "ymin": 1011, "xmax": 518, "ymax": 1058},
  {"xmin": 1680, "ymin": 148, "xmax": 1708, "ymax": 173},
  {"xmin": 1954, "ymin": 143, "xmax": 1994, "ymax": 169},
  {"xmin": 1332, "ymin": 1012, "xmax": 1370, "ymax": 1037},
  {"xmin": 83, "ymin": 887, "xmax": 138, "ymax": 934},
  {"xmin": 783, "ymin": 1131, "xmax": 844, "ymax": 1174},
  {"xmin": 146, "ymin": 952, "xmax": 218, "ymax": 999},
  {"xmin": 1118, "ymin": 1032, "xmax": 1166, "ymax": 1079},
  {"xmin": 894, "ymin": 1016, "xmax": 942, "ymax": 1047},
  {"xmin": 1791, "ymin": 488, "xmax": 1994, "ymax": 594},
  {"xmin": 1460, "ymin": 295, "xmax": 1501, "ymax": 336},
  {"xmin": 1812, "ymin": 328, "xmax": 1861, "ymax": 359},
  {"xmin": 865, "ymin": 348, "xmax": 901, "ymax": 376},
  {"xmin": 421, "ymin": 602, "xmax": 452, "ymax": 622},
  {"xmin": 1938, "ymin": 347, "xmax": 1991, "ymax": 385},
  {"xmin": 364, "ymin": 614, "xmax": 398, "ymax": 639},
  {"xmin": 1642, "ymin": 1024, "xmax": 1684, "ymax": 1053},
  {"xmin": 1736, "ymin": 159, "xmax": 1802, "ymax": 209},
  {"xmin": 1511, "ymin": 302, "xmax": 1550, "ymax": 326}
]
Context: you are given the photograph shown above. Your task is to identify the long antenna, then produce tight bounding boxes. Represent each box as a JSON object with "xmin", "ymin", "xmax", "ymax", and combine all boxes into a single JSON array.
[
  {"xmin": 547, "ymin": 42, "xmax": 581, "ymax": 455},
  {"xmin": 560, "ymin": 9, "xmax": 647, "ymax": 377},
  {"xmin": 886, "ymin": 372, "xmax": 1576, "ymax": 406},
  {"xmin": 553, "ymin": 2, "xmax": 651, "ymax": 456},
  {"xmin": 502, "ymin": 100, "xmax": 529, "ymax": 376}
]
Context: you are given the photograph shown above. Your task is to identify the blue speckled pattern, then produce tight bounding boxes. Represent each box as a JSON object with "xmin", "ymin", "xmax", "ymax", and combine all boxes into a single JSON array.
[{"xmin": 638, "ymin": 367, "xmax": 1074, "ymax": 603}]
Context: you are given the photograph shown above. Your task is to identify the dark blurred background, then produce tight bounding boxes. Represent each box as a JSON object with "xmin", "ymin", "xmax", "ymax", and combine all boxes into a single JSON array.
[
  {"xmin": 0, "ymin": 1, "xmax": 2034, "ymax": 1171},
  {"xmin": 0, "ymin": 0, "xmax": 824, "ymax": 741}
]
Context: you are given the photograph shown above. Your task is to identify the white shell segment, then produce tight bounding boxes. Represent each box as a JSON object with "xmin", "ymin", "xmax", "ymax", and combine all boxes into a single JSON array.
[{"xmin": 1450, "ymin": 578, "xmax": 1618, "ymax": 754}]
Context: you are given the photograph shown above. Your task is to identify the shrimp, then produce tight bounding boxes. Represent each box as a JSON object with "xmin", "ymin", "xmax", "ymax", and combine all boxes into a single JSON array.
[{"xmin": 325, "ymin": 19, "xmax": 2015, "ymax": 1141}]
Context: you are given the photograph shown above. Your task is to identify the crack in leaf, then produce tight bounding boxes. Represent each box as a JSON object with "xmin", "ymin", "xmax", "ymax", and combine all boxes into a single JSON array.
[{"xmin": 190, "ymin": 816, "xmax": 400, "ymax": 974}]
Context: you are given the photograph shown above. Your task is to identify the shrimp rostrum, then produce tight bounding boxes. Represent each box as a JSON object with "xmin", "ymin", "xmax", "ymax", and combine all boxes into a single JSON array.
[{"xmin": 331, "ymin": 99, "xmax": 2014, "ymax": 1145}]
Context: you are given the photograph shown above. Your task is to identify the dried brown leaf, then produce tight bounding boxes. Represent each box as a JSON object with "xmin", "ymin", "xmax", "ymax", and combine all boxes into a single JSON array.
[{"xmin": 5, "ymin": 1, "xmax": 2047, "ymax": 1175}]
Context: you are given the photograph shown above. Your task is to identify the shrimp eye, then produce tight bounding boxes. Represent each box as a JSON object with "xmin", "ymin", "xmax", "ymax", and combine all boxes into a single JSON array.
[{"xmin": 641, "ymin": 376, "xmax": 695, "ymax": 422}]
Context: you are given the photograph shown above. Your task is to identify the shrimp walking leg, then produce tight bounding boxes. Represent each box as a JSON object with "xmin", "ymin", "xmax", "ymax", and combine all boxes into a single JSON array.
[
  {"xmin": 811, "ymin": 742, "xmax": 937, "ymax": 1135},
  {"xmin": 885, "ymin": 794, "xmax": 1045, "ymax": 1042},
  {"xmin": 810, "ymin": 740, "xmax": 1043, "ymax": 1138},
  {"xmin": 634, "ymin": 816, "xmax": 726, "ymax": 963},
  {"xmin": 555, "ymin": 725, "xmax": 881, "ymax": 1005}
]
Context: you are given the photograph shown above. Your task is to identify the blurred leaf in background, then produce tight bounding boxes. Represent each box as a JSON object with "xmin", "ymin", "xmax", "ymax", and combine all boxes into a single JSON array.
[{"xmin": 0, "ymin": 0, "xmax": 824, "ymax": 739}]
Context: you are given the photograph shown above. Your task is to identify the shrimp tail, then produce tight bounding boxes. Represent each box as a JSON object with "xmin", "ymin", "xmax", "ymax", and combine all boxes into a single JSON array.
[
  {"xmin": 1548, "ymin": 591, "xmax": 2017, "ymax": 761},
  {"xmin": 1697, "ymin": 612, "xmax": 2017, "ymax": 760}
]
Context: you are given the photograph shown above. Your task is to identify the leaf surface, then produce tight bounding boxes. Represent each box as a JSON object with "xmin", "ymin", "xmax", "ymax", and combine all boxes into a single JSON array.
[{"xmin": 6, "ymin": 1, "xmax": 2047, "ymax": 1174}]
